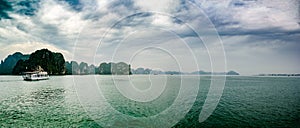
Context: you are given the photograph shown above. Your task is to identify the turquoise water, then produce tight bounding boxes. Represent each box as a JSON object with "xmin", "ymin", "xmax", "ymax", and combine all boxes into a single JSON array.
[{"xmin": 0, "ymin": 75, "xmax": 299, "ymax": 127}]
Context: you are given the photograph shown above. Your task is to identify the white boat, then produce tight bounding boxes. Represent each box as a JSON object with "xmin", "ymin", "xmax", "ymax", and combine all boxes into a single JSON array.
[{"xmin": 22, "ymin": 71, "xmax": 49, "ymax": 81}]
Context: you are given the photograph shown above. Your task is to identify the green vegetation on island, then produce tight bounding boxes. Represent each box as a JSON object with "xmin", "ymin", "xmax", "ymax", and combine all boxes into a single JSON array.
[{"xmin": 12, "ymin": 49, "xmax": 66, "ymax": 75}]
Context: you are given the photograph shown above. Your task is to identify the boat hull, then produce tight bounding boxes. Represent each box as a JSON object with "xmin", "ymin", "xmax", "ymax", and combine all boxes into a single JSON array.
[{"xmin": 23, "ymin": 77, "xmax": 49, "ymax": 81}]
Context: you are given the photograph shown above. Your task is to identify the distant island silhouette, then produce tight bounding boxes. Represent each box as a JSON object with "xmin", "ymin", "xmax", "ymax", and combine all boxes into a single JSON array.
[
  {"xmin": 0, "ymin": 49, "xmax": 240, "ymax": 76},
  {"xmin": 131, "ymin": 67, "xmax": 240, "ymax": 75}
]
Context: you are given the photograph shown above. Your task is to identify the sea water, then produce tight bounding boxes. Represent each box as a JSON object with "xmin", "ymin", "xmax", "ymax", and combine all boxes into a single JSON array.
[{"xmin": 0, "ymin": 75, "xmax": 299, "ymax": 127}]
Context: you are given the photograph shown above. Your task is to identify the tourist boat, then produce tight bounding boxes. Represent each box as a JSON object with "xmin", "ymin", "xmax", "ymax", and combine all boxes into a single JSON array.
[{"xmin": 22, "ymin": 71, "xmax": 49, "ymax": 81}]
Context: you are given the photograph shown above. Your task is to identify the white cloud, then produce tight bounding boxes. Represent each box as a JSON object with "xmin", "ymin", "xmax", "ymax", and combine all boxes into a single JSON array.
[
  {"xmin": 233, "ymin": 4, "xmax": 298, "ymax": 30},
  {"xmin": 151, "ymin": 14, "xmax": 173, "ymax": 27},
  {"xmin": 38, "ymin": 0, "xmax": 87, "ymax": 36},
  {"xmin": 134, "ymin": 0, "xmax": 179, "ymax": 12},
  {"xmin": 201, "ymin": 0, "xmax": 300, "ymax": 31},
  {"xmin": 39, "ymin": 1, "xmax": 72, "ymax": 25},
  {"xmin": 0, "ymin": 42, "xmax": 72, "ymax": 61}
]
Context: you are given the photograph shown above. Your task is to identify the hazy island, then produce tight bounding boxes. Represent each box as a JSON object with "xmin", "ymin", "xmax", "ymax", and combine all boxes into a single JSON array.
[{"xmin": 131, "ymin": 67, "xmax": 240, "ymax": 75}]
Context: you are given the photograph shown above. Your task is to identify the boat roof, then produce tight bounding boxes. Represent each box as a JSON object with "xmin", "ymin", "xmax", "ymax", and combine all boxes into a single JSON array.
[{"xmin": 23, "ymin": 71, "xmax": 48, "ymax": 74}]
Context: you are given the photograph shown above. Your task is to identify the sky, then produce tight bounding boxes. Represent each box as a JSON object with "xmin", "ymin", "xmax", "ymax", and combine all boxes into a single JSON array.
[{"xmin": 0, "ymin": 0, "xmax": 299, "ymax": 75}]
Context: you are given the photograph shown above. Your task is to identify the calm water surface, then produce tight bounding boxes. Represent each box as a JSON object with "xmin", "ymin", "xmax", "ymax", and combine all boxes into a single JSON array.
[{"xmin": 0, "ymin": 75, "xmax": 299, "ymax": 127}]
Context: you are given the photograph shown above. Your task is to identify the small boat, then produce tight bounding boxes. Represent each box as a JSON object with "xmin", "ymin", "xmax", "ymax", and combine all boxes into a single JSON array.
[{"xmin": 22, "ymin": 71, "xmax": 49, "ymax": 81}]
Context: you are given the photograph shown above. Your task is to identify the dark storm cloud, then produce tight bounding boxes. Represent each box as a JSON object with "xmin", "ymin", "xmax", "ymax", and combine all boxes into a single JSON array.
[
  {"xmin": 15, "ymin": 0, "xmax": 40, "ymax": 16},
  {"xmin": 0, "ymin": 0, "xmax": 12, "ymax": 19},
  {"xmin": 59, "ymin": 0, "xmax": 83, "ymax": 11},
  {"xmin": 218, "ymin": 28, "xmax": 300, "ymax": 36}
]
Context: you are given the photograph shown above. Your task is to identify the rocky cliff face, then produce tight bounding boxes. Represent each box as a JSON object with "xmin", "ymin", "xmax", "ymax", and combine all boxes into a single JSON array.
[
  {"xmin": 0, "ymin": 52, "xmax": 29, "ymax": 75},
  {"xmin": 12, "ymin": 49, "xmax": 66, "ymax": 75}
]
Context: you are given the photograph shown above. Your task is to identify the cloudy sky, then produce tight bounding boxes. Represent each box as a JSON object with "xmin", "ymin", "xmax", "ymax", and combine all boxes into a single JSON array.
[{"xmin": 0, "ymin": 0, "xmax": 299, "ymax": 75}]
